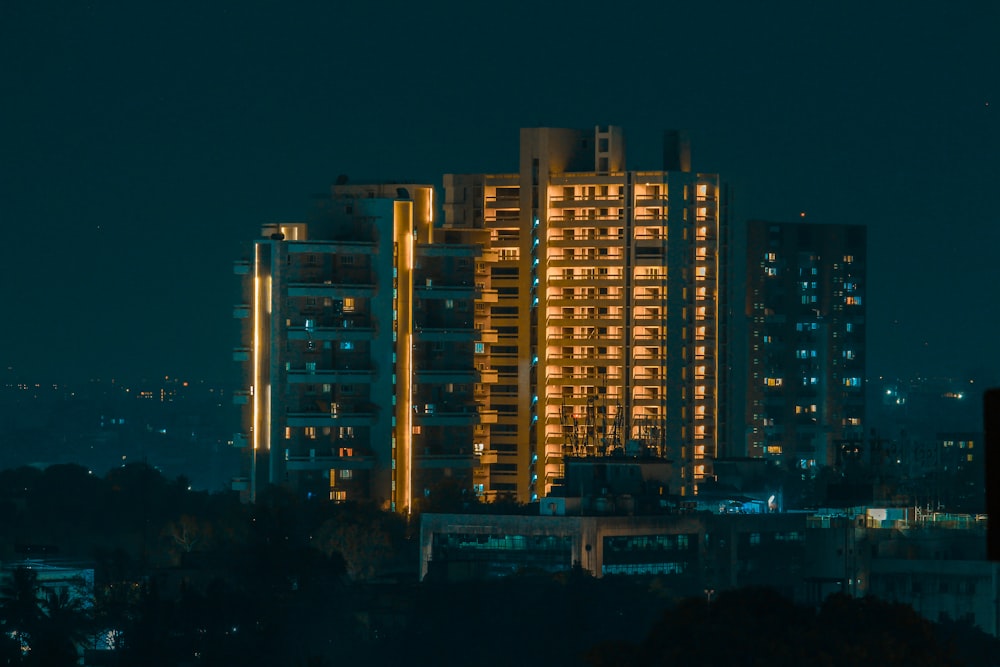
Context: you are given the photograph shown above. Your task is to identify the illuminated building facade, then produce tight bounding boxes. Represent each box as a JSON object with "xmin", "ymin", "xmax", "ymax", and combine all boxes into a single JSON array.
[
  {"xmin": 444, "ymin": 127, "xmax": 730, "ymax": 500},
  {"xmin": 234, "ymin": 184, "xmax": 481, "ymax": 511},
  {"xmin": 745, "ymin": 220, "xmax": 866, "ymax": 469}
]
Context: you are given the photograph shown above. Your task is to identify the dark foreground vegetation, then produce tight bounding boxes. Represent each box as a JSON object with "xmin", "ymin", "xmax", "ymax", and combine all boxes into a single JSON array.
[{"xmin": 0, "ymin": 463, "xmax": 997, "ymax": 666}]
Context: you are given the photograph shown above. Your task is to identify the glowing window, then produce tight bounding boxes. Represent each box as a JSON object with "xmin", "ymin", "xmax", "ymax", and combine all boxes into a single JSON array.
[
  {"xmin": 343, "ymin": 297, "xmax": 355, "ymax": 312},
  {"xmin": 695, "ymin": 267, "xmax": 707, "ymax": 280}
]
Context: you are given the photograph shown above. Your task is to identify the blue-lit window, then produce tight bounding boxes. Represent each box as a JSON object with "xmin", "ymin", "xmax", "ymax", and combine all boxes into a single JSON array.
[
  {"xmin": 340, "ymin": 341, "xmax": 353, "ymax": 350},
  {"xmin": 475, "ymin": 342, "xmax": 485, "ymax": 354}
]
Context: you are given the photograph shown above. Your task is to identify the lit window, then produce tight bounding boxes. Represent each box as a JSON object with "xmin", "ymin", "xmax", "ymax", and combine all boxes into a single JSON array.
[
  {"xmin": 697, "ymin": 183, "xmax": 708, "ymax": 198},
  {"xmin": 843, "ymin": 255, "xmax": 854, "ymax": 263},
  {"xmin": 695, "ymin": 267, "xmax": 707, "ymax": 280},
  {"xmin": 695, "ymin": 326, "xmax": 707, "ymax": 340},
  {"xmin": 339, "ymin": 469, "xmax": 353, "ymax": 479},
  {"xmin": 343, "ymin": 297, "xmax": 355, "ymax": 312},
  {"xmin": 475, "ymin": 342, "xmax": 485, "ymax": 354},
  {"xmin": 843, "ymin": 377, "xmax": 861, "ymax": 387},
  {"xmin": 765, "ymin": 267, "xmax": 778, "ymax": 276},
  {"xmin": 694, "ymin": 346, "xmax": 706, "ymax": 359},
  {"xmin": 846, "ymin": 296, "xmax": 862, "ymax": 306},
  {"xmin": 764, "ymin": 377, "xmax": 783, "ymax": 387},
  {"xmin": 339, "ymin": 341, "xmax": 353, "ymax": 350},
  {"xmin": 445, "ymin": 299, "xmax": 455, "ymax": 309}
]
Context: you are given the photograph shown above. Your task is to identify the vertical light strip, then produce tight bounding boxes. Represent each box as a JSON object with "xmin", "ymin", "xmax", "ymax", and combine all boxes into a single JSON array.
[
  {"xmin": 265, "ymin": 274, "xmax": 272, "ymax": 451},
  {"xmin": 405, "ymin": 220, "xmax": 415, "ymax": 515},
  {"xmin": 251, "ymin": 244, "xmax": 261, "ymax": 503}
]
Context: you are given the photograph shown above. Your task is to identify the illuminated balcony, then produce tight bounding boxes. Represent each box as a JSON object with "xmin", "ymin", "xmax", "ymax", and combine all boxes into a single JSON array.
[
  {"xmin": 478, "ymin": 409, "xmax": 499, "ymax": 424},
  {"xmin": 548, "ymin": 193, "xmax": 624, "ymax": 208},
  {"xmin": 548, "ymin": 173, "xmax": 625, "ymax": 186},
  {"xmin": 477, "ymin": 367, "xmax": 499, "ymax": 383},
  {"xmin": 485, "ymin": 194, "xmax": 521, "ymax": 208},
  {"xmin": 478, "ymin": 288, "xmax": 499, "ymax": 303},
  {"xmin": 477, "ymin": 450, "xmax": 499, "ymax": 465}
]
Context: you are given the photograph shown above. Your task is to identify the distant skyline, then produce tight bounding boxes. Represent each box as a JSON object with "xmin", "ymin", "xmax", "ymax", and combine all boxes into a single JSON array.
[{"xmin": 2, "ymin": 1, "xmax": 997, "ymax": 386}]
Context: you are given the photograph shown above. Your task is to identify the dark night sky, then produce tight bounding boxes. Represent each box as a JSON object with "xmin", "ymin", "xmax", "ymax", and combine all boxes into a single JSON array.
[{"xmin": 2, "ymin": 1, "xmax": 997, "ymax": 387}]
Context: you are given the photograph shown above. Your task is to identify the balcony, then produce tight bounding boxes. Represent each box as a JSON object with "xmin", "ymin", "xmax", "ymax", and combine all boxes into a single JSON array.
[
  {"xmin": 478, "ymin": 367, "xmax": 499, "ymax": 383},
  {"xmin": 478, "ymin": 409, "xmax": 499, "ymax": 424},
  {"xmin": 288, "ymin": 282, "xmax": 375, "ymax": 298},
  {"xmin": 478, "ymin": 288, "xmax": 499, "ymax": 303},
  {"xmin": 477, "ymin": 450, "xmax": 499, "ymax": 465},
  {"xmin": 548, "ymin": 194, "xmax": 624, "ymax": 208},
  {"xmin": 285, "ymin": 453, "xmax": 376, "ymax": 472},
  {"xmin": 233, "ymin": 347, "xmax": 250, "ymax": 362},
  {"xmin": 476, "ymin": 328, "xmax": 499, "ymax": 344},
  {"xmin": 416, "ymin": 368, "xmax": 476, "ymax": 383},
  {"xmin": 286, "ymin": 412, "xmax": 376, "ymax": 427},
  {"xmin": 414, "ymin": 453, "xmax": 476, "ymax": 469},
  {"xmin": 413, "ymin": 327, "xmax": 475, "ymax": 342},
  {"xmin": 415, "ymin": 410, "xmax": 478, "ymax": 426},
  {"xmin": 232, "ymin": 390, "xmax": 251, "ymax": 405},
  {"xmin": 233, "ymin": 304, "xmax": 251, "ymax": 319},
  {"xmin": 286, "ymin": 369, "xmax": 375, "ymax": 383},
  {"xmin": 288, "ymin": 326, "xmax": 376, "ymax": 341},
  {"xmin": 414, "ymin": 283, "xmax": 475, "ymax": 300},
  {"xmin": 233, "ymin": 260, "xmax": 251, "ymax": 275}
]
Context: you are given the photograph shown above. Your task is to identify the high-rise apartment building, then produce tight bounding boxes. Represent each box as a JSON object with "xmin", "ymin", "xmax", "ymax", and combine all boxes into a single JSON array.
[
  {"xmin": 444, "ymin": 127, "xmax": 730, "ymax": 500},
  {"xmin": 745, "ymin": 220, "xmax": 866, "ymax": 469},
  {"xmin": 233, "ymin": 184, "xmax": 484, "ymax": 511}
]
